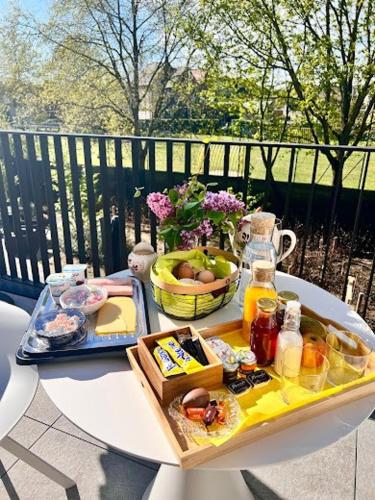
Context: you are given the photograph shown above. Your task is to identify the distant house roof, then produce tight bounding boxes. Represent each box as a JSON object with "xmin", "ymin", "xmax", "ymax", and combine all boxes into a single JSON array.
[{"xmin": 139, "ymin": 64, "xmax": 204, "ymax": 88}]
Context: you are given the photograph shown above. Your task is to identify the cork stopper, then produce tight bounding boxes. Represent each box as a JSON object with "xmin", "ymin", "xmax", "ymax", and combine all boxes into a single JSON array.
[
  {"xmin": 250, "ymin": 212, "xmax": 276, "ymax": 236},
  {"xmin": 252, "ymin": 260, "xmax": 275, "ymax": 282}
]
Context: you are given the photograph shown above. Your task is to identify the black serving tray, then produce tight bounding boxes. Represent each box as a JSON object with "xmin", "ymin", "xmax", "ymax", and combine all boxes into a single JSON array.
[{"xmin": 16, "ymin": 277, "xmax": 150, "ymax": 365}]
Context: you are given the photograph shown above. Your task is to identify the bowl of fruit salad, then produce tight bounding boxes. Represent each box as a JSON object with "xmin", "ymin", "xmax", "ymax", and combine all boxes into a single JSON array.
[{"xmin": 60, "ymin": 284, "xmax": 107, "ymax": 315}]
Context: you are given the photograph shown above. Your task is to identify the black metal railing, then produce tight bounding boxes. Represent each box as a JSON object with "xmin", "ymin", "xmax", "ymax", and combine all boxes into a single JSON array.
[{"xmin": 0, "ymin": 130, "xmax": 373, "ymax": 325}]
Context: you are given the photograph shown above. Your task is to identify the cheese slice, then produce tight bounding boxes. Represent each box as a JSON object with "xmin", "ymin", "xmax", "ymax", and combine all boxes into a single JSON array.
[{"xmin": 95, "ymin": 297, "xmax": 136, "ymax": 335}]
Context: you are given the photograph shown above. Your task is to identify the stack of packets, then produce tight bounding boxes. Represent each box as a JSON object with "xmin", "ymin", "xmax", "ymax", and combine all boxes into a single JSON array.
[{"xmin": 153, "ymin": 330, "xmax": 208, "ymax": 377}]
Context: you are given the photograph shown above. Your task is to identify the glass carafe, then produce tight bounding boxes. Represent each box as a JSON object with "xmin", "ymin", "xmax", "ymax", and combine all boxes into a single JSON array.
[{"xmin": 237, "ymin": 212, "xmax": 278, "ymax": 308}]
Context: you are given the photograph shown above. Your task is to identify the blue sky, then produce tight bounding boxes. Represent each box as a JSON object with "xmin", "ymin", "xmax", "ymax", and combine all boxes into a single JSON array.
[{"xmin": 0, "ymin": 0, "xmax": 50, "ymax": 19}]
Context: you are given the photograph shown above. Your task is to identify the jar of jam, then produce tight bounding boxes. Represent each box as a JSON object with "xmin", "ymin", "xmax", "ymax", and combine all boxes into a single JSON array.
[
  {"xmin": 276, "ymin": 291, "xmax": 299, "ymax": 327},
  {"xmin": 250, "ymin": 297, "xmax": 279, "ymax": 366},
  {"xmin": 238, "ymin": 350, "xmax": 257, "ymax": 375},
  {"xmin": 223, "ymin": 355, "xmax": 239, "ymax": 384}
]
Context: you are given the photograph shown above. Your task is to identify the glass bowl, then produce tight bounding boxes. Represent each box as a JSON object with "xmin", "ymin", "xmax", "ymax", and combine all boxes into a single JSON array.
[
  {"xmin": 35, "ymin": 309, "xmax": 86, "ymax": 347},
  {"xmin": 60, "ymin": 284, "xmax": 107, "ymax": 315},
  {"xmin": 168, "ymin": 390, "xmax": 241, "ymax": 440}
]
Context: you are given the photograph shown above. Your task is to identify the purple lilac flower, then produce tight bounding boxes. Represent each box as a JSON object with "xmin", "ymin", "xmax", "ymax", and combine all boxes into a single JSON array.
[
  {"xmin": 146, "ymin": 192, "xmax": 175, "ymax": 221},
  {"xmin": 203, "ymin": 191, "xmax": 245, "ymax": 214},
  {"xmin": 179, "ymin": 219, "xmax": 213, "ymax": 250}
]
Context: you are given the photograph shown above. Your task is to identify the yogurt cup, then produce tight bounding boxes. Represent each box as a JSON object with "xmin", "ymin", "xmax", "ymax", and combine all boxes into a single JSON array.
[
  {"xmin": 63, "ymin": 264, "xmax": 87, "ymax": 286},
  {"xmin": 46, "ymin": 273, "xmax": 71, "ymax": 304}
]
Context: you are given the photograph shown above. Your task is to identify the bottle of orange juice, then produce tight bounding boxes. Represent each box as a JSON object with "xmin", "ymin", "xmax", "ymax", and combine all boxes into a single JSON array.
[{"xmin": 242, "ymin": 260, "xmax": 277, "ymax": 341}]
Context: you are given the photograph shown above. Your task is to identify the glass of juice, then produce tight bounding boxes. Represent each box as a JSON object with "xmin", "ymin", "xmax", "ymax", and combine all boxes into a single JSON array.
[
  {"xmin": 281, "ymin": 346, "xmax": 330, "ymax": 404},
  {"xmin": 326, "ymin": 331, "xmax": 372, "ymax": 386}
]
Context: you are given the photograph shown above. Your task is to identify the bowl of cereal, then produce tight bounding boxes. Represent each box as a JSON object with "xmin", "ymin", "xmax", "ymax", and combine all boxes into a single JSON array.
[
  {"xmin": 60, "ymin": 284, "xmax": 107, "ymax": 315},
  {"xmin": 35, "ymin": 309, "xmax": 86, "ymax": 347}
]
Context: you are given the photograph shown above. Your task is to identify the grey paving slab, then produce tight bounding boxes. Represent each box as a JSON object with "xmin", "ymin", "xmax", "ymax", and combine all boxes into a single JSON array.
[
  {"xmin": 244, "ymin": 431, "xmax": 357, "ymax": 500},
  {"xmin": 25, "ymin": 383, "xmax": 61, "ymax": 426},
  {"xmin": 0, "ymin": 417, "xmax": 48, "ymax": 478},
  {"xmin": 356, "ymin": 419, "xmax": 375, "ymax": 500},
  {"xmin": 52, "ymin": 415, "xmax": 159, "ymax": 471},
  {"xmin": 0, "ymin": 426, "xmax": 156, "ymax": 500},
  {"xmin": 52, "ymin": 415, "xmax": 108, "ymax": 450}
]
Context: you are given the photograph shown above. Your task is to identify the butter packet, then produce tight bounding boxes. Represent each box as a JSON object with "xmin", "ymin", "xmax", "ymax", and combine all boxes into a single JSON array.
[
  {"xmin": 157, "ymin": 336, "xmax": 204, "ymax": 374},
  {"xmin": 153, "ymin": 346, "xmax": 184, "ymax": 378}
]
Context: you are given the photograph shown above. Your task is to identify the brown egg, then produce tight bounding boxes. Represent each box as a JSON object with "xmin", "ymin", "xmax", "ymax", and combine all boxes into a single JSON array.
[
  {"xmin": 173, "ymin": 262, "xmax": 194, "ymax": 280},
  {"xmin": 197, "ymin": 270, "xmax": 215, "ymax": 284},
  {"xmin": 182, "ymin": 387, "xmax": 210, "ymax": 409}
]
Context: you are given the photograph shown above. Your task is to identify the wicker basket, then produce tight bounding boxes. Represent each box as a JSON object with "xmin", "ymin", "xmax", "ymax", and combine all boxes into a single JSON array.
[{"xmin": 150, "ymin": 247, "xmax": 240, "ymax": 320}]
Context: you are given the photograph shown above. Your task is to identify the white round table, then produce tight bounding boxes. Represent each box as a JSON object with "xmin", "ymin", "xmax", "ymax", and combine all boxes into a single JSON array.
[{"xmin": 39, "ymin": 272, "xmax": 375, "ymax": 500}]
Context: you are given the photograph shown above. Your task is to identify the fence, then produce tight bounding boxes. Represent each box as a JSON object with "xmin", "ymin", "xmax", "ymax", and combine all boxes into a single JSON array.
[{"xmin": 0, "ymin": 130, "xmax": 373, "ymax": 322}]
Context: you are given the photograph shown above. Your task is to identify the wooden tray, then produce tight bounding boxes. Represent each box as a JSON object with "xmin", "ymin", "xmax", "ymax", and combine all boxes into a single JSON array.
[
  {"xmin": 137, "ymin": 326, "xmax": 222, "ymax": 404},
  {"xmin": 128, "ymin": 310, "xmax": 375, "ymax": 469}
]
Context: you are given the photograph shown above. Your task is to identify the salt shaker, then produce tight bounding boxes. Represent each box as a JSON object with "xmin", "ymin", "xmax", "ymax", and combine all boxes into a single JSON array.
[{"xmin": 128, "ymin": 241, "xmax": 157, "ymax": 282}]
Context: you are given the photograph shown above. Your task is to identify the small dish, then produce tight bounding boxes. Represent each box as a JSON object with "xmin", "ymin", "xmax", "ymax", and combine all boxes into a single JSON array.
[
  {"xmin": 60, "ymin": 284, "xmax": 107, "ymax": 315},
  {"xmin": 168, "ymin": 390, "xmax": 241, "ymax": 440},
  {"xmin": 35, "ymin": 309, "xmax": 86, "ymax": 347}
]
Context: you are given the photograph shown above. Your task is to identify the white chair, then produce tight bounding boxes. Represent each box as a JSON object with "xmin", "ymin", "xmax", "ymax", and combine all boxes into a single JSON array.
[{"xmin": 0, "ymin": 301, "xmax": 76, "ymax": 490}]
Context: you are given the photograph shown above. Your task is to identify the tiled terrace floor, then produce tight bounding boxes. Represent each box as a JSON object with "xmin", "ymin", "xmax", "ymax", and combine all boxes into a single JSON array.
[{"xmin": 1, "ymin": 294, "xmax": 374, "ymax": 500}]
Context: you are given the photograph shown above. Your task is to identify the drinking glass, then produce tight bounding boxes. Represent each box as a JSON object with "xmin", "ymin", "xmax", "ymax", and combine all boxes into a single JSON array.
[
  {"xmin": 281, "ymin": 346, "xmax": 330, "ymax": 405},
  {"xmin": 326, "ymin": 331, "xmax": 372, "ymax": 386}
]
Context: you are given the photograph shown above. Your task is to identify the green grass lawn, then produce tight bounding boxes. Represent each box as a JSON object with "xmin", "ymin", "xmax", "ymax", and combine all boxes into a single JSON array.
[{"xmin": 49, "ymin": 134, "xmax": 375, "ymax": 191}]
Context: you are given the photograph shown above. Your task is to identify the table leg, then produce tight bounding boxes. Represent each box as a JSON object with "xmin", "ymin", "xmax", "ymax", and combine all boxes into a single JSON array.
[{"xmin": 142, "ymin": 464, "xmax": 254, "ymax": 500}]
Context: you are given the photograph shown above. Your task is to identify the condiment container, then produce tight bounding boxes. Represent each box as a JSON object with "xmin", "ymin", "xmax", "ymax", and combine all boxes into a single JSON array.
[
  {"xmin": 277, "ymin": 290, "xmax": 299, "ymax": 326},
  {"xmin": 274, "ymin": 300, "xmax": 303, "ymax": 377},
  {"xmin": 46, "ymin": 273, "xmax": 71, "ymax": 305},
  {"xmin": 63, "ymin": 264, "xmax": 88, "ymax": 286},
  {"xmin": 250, "ymin": 297, "xmax": 279, "ymax": 366},
  {"xmin": 223, "ymin": 355, "xmax": 239, "ymax": 384},
  {"xmin": 238, "ymin": 350, "xmax": 257, "ymax": 374},
  {"xmin": 128, "ymin": 241, "xmax": 157, "ymax": 283}
]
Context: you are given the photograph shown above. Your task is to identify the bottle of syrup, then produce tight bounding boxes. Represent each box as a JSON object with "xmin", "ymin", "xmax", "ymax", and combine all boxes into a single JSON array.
[
  {"xmin": 274, "ymin": 300, "xmax": 303, "ymax": 377},
  {"xmin": 242, "ymin": 260, "xmax": 277, "ymax": 341},
  {"xmin": 250, "ymin": 298, "xmax": 279, "ymax": 366}
]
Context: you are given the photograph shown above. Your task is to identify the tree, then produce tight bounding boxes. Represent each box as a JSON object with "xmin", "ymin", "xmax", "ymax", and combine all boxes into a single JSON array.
[
  {"xmin": 29, "ymin": 0, "xmax": 197, "ymax": 139},
  {"xmin": 194, "ymin": 0, "xmax": 375, "ymax": 184},
  {"xmin": 0, "ymin": 10, "xmax": 44, "ymax": 128}
]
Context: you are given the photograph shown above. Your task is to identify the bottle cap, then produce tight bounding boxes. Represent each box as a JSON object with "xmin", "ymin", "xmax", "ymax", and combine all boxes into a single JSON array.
[
  {"xmin": 277, "ymin": 290, "xmax": 299, "ymax": 304},
  {"xmin": 257, "ymin": 297, "xmax": 277, "ymax": 312},
  {"xmin": 252, "ymin": 260, "xmax": 275, "ymax": 281}
]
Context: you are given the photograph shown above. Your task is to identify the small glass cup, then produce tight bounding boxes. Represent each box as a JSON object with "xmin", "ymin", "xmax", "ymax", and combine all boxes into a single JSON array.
[
  {"xmin": 281, "ymin": 346, "xmax": 330, "ymax": 405},
  {"xmin": 326, "ymin": 331, "xmax": 372, "ymax": 386}
]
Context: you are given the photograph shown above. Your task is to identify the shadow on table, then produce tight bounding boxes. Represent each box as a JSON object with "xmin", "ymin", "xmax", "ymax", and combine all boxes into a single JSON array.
[
  {"xmin": 39, "ymin": 356, "xmax": 131, "ymax": 382},
  {"xmin": 242, "ymin": 470, "xmax": 282, "ymax": 500}
]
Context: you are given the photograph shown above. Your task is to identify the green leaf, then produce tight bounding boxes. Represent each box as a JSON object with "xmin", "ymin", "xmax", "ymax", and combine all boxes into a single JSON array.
[
  {"xmin": 207, "ymin": 210, "xmax": 225, "ymax": 225},
  {"xmin": 168, "ymin": 188, "xmax": 179, "ymax": 204},
  {"xmin": 134, "ymin": 186, "xmax": 144, "ymax": 198}
]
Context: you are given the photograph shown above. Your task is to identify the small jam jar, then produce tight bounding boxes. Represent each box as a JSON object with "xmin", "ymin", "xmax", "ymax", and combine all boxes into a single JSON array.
[
  {"xmin": 238, "ymin": 350, "xmax": 257, "ymax": 375},
  {"xmin": 223, "ymin": 355, "xmax": 239, "ymax": 384}
]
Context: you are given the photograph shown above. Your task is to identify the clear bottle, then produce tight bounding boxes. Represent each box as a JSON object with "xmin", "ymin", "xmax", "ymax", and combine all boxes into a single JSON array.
[
  {"xmin": 237, "ymin": 212, "xmax": 277, "ymax": 307},
  {"xmin": 250, "ymin": 298, "xmax": 279, "ymax": 366},
  {"xmin": 242, "ymin": 260, "xmax": 277, "ymax": 340},
  {"xmin": 276, "ymin": 291, "xmax": 300, "ymax": 327},
  {"xmin": 274, "ymin": 300, "xmax": 303, "ymax": 377}
]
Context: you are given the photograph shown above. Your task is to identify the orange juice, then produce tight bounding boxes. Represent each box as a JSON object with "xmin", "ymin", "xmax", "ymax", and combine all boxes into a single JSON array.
[{"xmin": 243, "ymin": 286, "xmax": 277, "ymax": 340}]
